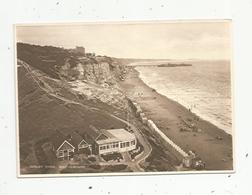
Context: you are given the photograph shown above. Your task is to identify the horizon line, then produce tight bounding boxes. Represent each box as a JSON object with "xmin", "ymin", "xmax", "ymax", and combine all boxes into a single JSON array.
[{"xmin": 16, "ymin": 42, "xmax": 230, "ymax": 61}]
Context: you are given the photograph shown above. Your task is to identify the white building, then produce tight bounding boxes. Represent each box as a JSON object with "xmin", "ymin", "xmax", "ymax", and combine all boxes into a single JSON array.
[{"xmin": 95, "ymin": 129, "xmax": 137, "ymax": 155}]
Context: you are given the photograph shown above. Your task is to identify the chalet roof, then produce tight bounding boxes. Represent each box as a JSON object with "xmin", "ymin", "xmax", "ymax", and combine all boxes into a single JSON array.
[
  {"xmin": 50, "ymin": 130, "xmax": 67, "ymax": 150},
  {"xmin": 79, "ymin": 127, "xmax": 135, "ymax": 145},
  {"xmin": 51, "ymin": 129, "xmax": 85, "ymax": 150},
  {"xmin": 95, "ymin": 129, "xmax": 119, "ymax": 145},
  {"xmin": 100, "ymin": 129, "xmax": 114, "ymax": 138},
  {"xmin": 76, "ymin": 126, "xmax": 100, "ymax": 145},
  {"xmin": 107, "ymin": 129, "xmax": 135, "ymax": 141},
  {"xmin": 67, "ymin": 131, "xmax": 84, "ymax": 148},
  {"xmin": 51, "ymin": 127, "xmax": 135, "ymax": 148},
  {"xmin": 77, "ymin": 127, "xmax": 119, "ymax": 145}
]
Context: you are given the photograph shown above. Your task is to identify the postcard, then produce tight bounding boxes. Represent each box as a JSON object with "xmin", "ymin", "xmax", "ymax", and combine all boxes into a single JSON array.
[{"xmin": 15, "ymin": 20, "xmax": 234, "ymax": 177}]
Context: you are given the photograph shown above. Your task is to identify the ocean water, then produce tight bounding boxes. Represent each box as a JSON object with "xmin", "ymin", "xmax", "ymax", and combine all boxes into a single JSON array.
[{"xmin": 134, "ymin": 60, "xmax": 232, "ymax": 134}]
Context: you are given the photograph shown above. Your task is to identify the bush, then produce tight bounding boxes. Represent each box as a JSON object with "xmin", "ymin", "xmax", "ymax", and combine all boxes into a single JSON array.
[
  {"xmin": 129, "ymin": 140, "xmax": 144, "ymax": 159},
  {"xmin": 101, "ymin": 152, "xmax": 123, "ymax": 162},
  {"xmin": 17, "ymin": 42, "xmax": 71, "ymax": 79},
  {"xmin": 88, "ymin": 156, "xmax": 96, "ymax": 162}
]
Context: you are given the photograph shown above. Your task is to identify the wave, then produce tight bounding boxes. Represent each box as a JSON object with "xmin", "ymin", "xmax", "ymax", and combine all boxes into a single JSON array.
[{"xmin": 135, "ymin": 61, "xmax": 232, "ymax": 134}]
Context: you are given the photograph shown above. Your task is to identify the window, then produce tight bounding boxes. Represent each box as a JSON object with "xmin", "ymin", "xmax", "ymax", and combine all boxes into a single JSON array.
[
  {"xmin": 120, "ymin": 143, "xmax": 126, "ymax": 148},
  {"xmin": 69, "ymin": 151, "xmax": 74, "ymax": 156},
  {"xmin": 126, "ymin": 142, "xmax": 130, "ymax": 147},
  {"xmin": 79, "ymin": 143, "xmax": 87, "ymax": 149},
  {"xmin": 112, "ymin": 143, "xmax": 118, "ymax": 148},
  {"xmin": 100, "ymin": 145, "xmax": 107, "ymax": 150},
  {"xmin": 131, "ymin": 140, "xmax": 136, "ymax": 145},
  {"xmin": 58, "ymin": 151, "xmax": 64, "ymax": 157}
]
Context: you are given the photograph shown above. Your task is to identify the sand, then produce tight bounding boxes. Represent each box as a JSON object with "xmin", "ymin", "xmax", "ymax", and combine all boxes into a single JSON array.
[{"xmin": 120, "ymin": 67, "xmax": 233, "ymax": 171}]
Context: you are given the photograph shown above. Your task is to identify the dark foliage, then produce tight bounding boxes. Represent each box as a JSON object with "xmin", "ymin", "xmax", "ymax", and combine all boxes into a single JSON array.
[
  {"xmin": 129, "ymin": 140, "xmax": 144, "ymax": 159},
  {"xmin": 101, "ymin": 152, "xmax": 123, "ymax": 162},
  {"xmin": 17, "ymin": 42, "xmax": 74, "ymax": 79}
]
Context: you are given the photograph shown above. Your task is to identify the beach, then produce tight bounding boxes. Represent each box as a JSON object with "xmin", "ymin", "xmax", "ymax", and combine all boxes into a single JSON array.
[{"xmin": 120, "ymin": 67, "xmax": 233, "ymax": 170}]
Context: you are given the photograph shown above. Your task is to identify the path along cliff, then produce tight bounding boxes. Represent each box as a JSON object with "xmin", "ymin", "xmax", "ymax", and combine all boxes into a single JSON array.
[{"xmin": 18, "ymin": 58, "xmax": 151, "ymax": 172}]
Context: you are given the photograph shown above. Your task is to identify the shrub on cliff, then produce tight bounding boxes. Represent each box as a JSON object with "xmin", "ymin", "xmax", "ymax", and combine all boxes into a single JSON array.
[{"xmin": 17, "ymin": 42, "xmax": 71, "ymax": 79}]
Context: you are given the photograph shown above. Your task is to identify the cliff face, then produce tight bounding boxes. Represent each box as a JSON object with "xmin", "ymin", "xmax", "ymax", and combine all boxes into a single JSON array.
[
  {"xmin": 58, "ymin": 56, "xmax": 125, "ymax": 86},
  {"xmin": 16, "ymin": 43, "xmax": 126, "ymax": 84},
  {"xmin": 17, "ymin": 43, "xmax": 128, "ymax": 111},
  {"xmin": 60, "ymin": 59, "xmax": 112, "ymax": 84}
]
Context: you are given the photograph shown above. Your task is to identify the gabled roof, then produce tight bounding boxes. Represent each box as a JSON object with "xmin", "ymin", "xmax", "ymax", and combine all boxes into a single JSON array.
[
  {"xmin": 78, "ymin": 139, "xmax": 89, "ymax": 146},
  {"xmin": 57, "ymin": 140, "xmax": 75, "ymax": 151},
  {"xmin": 51, "ymin": 130, "xmax": 67, "ymax": 150},
  {"xmin": 95, "ymin": 129, "xmax": 119, "ymax": 145},
  {"xmin": 96, "ymin": 133, "xmax": 109, "ymax": 141},
  {"xmin": 99, "ymin": 129, "xmax": 115, "ymax": 139},
  {"xmin": 75, "ymin": 126, "xmax": 100, "ymax": 145},
  {"xmin": 67, "ymin": 130, "xmax": 84, "ymax": 148},
  {"xmin": 51, "ymin": 129, "xmax": 85, "ymax": 150},
  {"xmin": 51, "ymin": 127, "xmax": 134, "ymax": 148}
]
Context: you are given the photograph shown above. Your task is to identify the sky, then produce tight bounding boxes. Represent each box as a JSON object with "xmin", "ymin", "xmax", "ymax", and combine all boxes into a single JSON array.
[{"xmin": 16, "ymin": 21, "xmax": 231, "ymax": 60}]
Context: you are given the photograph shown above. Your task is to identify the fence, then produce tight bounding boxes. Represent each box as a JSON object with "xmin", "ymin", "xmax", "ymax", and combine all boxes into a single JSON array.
[{"xmin": 128, "ymin": 98, "xmax": 189, "ymax": 160}]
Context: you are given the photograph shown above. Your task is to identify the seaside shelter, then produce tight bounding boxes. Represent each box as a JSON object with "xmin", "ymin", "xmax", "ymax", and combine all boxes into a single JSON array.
[{"xmin": 93, "ymin": 129, "xmax": 137, "ymax": 155}]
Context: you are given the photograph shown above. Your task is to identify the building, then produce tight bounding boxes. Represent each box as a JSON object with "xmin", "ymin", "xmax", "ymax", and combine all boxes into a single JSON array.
[
  {"xmin": 75, "ymin": 46, "xmax": 85, "ymax": 55},
  {"xmin": 70, "ymin": 131, "xmax": 92, "ymax": 154},
  {"xmin": 51, "ymin": 130, "xmax": 92, "ymax": 160},
  {"xmin": 51, "ymin": 127, "xmax": 137, "ymax": 160},
  {"xmin": 93, "ymin": 128, "xmax": 137, "ymax": 155},
  {"xmin": 85, "ymin": 52, "xmax": 95, "ymax": 57},
  {"xmin": 68, "ymin": 46, "xmax": 85, "ymax": 56}
]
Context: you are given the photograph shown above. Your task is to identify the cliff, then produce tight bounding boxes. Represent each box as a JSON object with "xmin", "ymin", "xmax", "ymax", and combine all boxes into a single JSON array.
[
  {"xmin": 58, "ymin": 56, "xmax": 125, "ymax": 85},
  {"xmin": 17, "ymin": 43, "xmax": 126, "ymax": 84},
  {"xmin": 17, "ymin": 43, "xmax": 128, "ymax": 110}
]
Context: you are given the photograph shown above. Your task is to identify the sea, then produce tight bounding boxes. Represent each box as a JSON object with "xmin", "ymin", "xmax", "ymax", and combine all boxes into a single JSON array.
[{"xmin": 133, "ymin": 60, "xmax": 232, "ymax": 134}]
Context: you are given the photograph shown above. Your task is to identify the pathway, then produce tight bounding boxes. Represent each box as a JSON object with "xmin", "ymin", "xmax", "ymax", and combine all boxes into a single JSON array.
[{"xmin": 20, "ymin": 60, "xmax": 152, "ymax": 172}]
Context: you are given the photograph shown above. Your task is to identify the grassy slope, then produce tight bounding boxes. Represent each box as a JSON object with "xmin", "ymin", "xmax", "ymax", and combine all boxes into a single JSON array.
[
  {"xmin": 17, "ymin": 43, "xmax": 180, "ymax": 174},
  {"xmin": 17, "ymin": 43, "xmax": 72, "ymax": 79},
  {"xmin": 18, "ymin": 64, "xmax": 126, "ymax": 162},
  {"xmin": 16, "ymin": 43, "xmax": 129, "ymax": 168}
]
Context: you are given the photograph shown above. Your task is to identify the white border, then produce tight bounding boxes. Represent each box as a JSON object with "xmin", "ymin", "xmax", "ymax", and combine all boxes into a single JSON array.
[{"xmin": 14, "ymin": 19, "xmax": 235, "ymax": 178}]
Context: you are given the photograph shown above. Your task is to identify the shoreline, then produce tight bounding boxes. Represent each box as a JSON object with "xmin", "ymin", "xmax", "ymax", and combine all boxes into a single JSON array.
[
  {"xmin": 136, "ymin": 68, "xmax": 232, "ymax": 135},
  {"xmin": 120, "ymin": 67, "xmax": 233, "ymax": 170}
]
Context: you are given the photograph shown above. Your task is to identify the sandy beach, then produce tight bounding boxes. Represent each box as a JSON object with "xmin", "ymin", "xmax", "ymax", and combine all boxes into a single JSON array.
[{"xmin": 120, "ymin": 67, "xmax": 233, "ymax": 170}]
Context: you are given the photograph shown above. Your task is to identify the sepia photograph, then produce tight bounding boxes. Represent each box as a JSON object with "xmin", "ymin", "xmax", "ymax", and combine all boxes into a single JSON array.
[{"xmin": 15, "ymin": 21, "xmax": 233, "ymax": 176}]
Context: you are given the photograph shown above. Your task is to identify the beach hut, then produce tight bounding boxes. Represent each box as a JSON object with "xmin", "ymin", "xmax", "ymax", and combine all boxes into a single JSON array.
[
  {"xmin": 136, "ymin": 105, "xmax": 142, "ymax": 116},
  {"xmin": 141, "ymin": 117, "xmax": 148, "ymax": 124}
]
